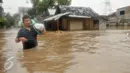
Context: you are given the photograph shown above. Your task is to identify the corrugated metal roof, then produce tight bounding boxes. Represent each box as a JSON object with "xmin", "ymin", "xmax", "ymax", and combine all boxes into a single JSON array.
[
  {"xmin": 117, "ymin": 6, "xmax": 130, "ymax": 11},
  {"xmin": 58, "ymin": 5, "xmax": 99, "ymax": 18},
  {"xmin": 44, "ymin": 12, "xmax": 71, "ymax": 21},
  {"xmin": 68, "ymin": 15, "xmax": 91, "ymax": 18}
]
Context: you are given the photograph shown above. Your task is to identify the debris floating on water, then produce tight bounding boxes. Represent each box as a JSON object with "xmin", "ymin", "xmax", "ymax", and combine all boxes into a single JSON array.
[{"xmin": 127, "ymin": 33, "xmax": 129, "ymax": 36}]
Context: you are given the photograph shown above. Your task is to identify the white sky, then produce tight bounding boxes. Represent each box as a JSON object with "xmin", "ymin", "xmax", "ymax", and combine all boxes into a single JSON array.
[{"xmin": 2, "ymin": 0, "xmax": 130, "ymax": 15}]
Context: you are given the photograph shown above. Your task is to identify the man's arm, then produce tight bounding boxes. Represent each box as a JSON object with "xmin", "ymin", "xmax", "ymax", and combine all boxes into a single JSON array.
[
  {"xmin": 15, "ymin": 29, "xmax": 21, "ymax": 43},
  {"xmin": 15, "ymin": 37, "xmax": 28, "ymax": 43},
  {"xmin": 15, "ymin": 29, "xmax": 28, "ymax": 43},
  {"xmin": 42, "ymin": 23, "xmax": 46, "ymax": 35},
  {"xmin": 43, "ymin": 26, "xmax": 46, "ymax": 35},
  {"xmin": 15, "ymin": 38, "xmax": 20, "ymax": 43}
]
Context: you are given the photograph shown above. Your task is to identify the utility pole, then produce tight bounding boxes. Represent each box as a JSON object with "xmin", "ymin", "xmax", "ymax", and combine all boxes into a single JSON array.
[{"xmin": 104, "ymin": 0, "xmax": 112, "ymax": 15}]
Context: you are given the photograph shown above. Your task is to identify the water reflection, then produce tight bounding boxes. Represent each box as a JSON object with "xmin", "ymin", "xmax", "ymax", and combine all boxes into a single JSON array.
[
  {"xmin": 0, "ymin": 32, "xmax": 5, "ymax": 73},
  {"xmin": 1, "ymin": 29, "xmax": 29, "ymax": 73},
  {"xmin": 23, "ymin": 32, "xmax": 74, "ymax": 73},
  {"xmin": 1, "ymin": 27, "xmax": 130, "ymax": 73},
  {"xmin": 71, "ymin": 31, "xmax": 100, "ymax": 53}
]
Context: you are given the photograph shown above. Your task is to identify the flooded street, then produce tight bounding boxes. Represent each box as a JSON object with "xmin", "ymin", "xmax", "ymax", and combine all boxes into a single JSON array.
[{"xmin": 1, "ymin": 27, "xmax": 130, "ymax": 73}]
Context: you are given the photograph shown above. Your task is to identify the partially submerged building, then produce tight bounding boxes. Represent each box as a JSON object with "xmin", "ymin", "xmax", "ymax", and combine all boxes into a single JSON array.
[
  {"xmin": 107, "ymin": 12, "xmax": 118, "ymax": 26},
  {"xmin": 44, "ymin": 5, "xmax": 100, "ymax": 31},
  {"xmin": 116, "ymin": 6, "xmax": 130, "ymax": 25},
  {"xmin": 104, "ymin": 5, "xmax": 130, "ymax": 27}
]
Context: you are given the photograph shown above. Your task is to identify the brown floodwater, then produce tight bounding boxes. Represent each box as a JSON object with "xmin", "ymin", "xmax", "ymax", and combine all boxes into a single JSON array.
[
  {"xmin": 1, "ymin": 26, "xmax": 130, "ymax": 73},
  {"xmin": 0, "ymin": 31, "xmax": 5, "ymax": 73}
]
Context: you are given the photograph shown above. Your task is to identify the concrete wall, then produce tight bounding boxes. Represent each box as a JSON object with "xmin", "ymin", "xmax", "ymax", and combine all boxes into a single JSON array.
[
  {"xmin": 117, "ymin": 6, "xmax": 130, "ymax": 21},
  {"xmin": 62, "ymin": 18, "xmax": 68, "ymax": 30},
  {"xmin": 62, "ymin": 18, "xmax": 84, "ymax": 31},
  {"xmin": 108, "ymin": 23, "xmax": 117, "ymax": 26},
  {"xmin": 61, "ymin": 17, "xmax": 99, "ymax": 31},
  {"xmin": 84, "ymin": 19, "xmax": 95, "ymax": 30},
  {"xmin": 84, "ymin": 18, "xmax": 90, "ymax": 29},
  {"xmin": 70, "ymin": 20, "xmax": 83, "ymax": 30}
]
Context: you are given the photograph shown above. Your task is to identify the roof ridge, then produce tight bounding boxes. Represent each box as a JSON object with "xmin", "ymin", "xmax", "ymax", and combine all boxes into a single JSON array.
[
  {"xmin": 59, "ymin": 5, "xmax": 90, "ymax": 8},
  {"xmin": 59, "ymin": 5, "xmax": 99, "ymax": 17}
]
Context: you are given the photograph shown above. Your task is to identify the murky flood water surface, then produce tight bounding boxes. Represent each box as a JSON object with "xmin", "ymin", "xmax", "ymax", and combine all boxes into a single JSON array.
[
  {"xmin": 1, "ymin": 28, "xmax": 130, "ymax": 73},
  {"xmin": 0, "ymin": 32, "xmax": 5, "ymax": 73}
]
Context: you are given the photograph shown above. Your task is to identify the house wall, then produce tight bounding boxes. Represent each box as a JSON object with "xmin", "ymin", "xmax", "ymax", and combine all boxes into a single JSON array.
[
  {"xmin": 62, "ymin": 18, "xmax": 68, "ymax": 30},
  {"xmin": 85, "ymin": 19, "xmax": 99, "ymax": 30},
  {"xmin": 84, "ymin": 18, "xmax": 93, "ymax": 29},
  {"xmin": 107, "ymin": 22, "xmax": 117, "ymax": 26},
  {"xmin": 62, "ymin": 17, "xmax": 84, "ymax": 31},
  {"xmin": 61, "ymin": 17, "xmax": 99, "ymax": 31},
  {"xmin": 89, "ymin": 19, "xmax": 94, "ymax": 29},
  {"xmin": 70, "ymin": 20, "xmax": 83, "ymax": 30},
  {"xmin": 117, "ymin": 7, "xmax": 130, "ymax": 23},
  {"xmin": 125, "ymin": 9, "xmax": 130, "ymax": 19}
]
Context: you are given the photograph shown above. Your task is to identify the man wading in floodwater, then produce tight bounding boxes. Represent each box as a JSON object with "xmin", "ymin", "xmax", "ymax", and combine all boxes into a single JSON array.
[{"xmin": 15, "ymin": 15, "xmax": 40, "ymax": 49}]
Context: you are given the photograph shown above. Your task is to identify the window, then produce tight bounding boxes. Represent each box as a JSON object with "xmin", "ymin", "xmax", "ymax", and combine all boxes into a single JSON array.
[
  {"xmin": 94, "ymin": 20, "xmax": 99, "ymax": 24},
  {"xmin": 120, "ymin": 11, "xmax": 125, "ymax": 15}
]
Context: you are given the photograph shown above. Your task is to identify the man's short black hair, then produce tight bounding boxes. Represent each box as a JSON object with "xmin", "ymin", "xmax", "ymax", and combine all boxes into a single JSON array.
[{"xmin": 22, "ymin": 15, "xmax": 31, "ymax": 22}]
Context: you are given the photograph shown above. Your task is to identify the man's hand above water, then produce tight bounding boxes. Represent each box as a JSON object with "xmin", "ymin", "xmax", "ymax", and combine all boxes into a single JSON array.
[
  {"xmin": 19, "ymin": 37, "xmax": 28, "ymax": 42},
  {"xmin": 15, "ymin": 37, "xmax": 28, "ymax": 43}
]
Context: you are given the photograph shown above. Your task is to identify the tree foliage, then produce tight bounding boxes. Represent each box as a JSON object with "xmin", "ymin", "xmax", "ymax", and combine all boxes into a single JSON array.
[
  {"xmin": 30, "ymin": 0, "xmax": 40, "ymax": 15},
  {"xmin": 30, "ymin": 0, "xmax": 40, "ymax": 8},
  {"xmin": 3, "ymin": 13, "xmax": 15, "ymax": 28},
  {"xmin": 27, "ymin": 8, "xmax": 36, "ymax": 18},
  {"xmin": 57, "ymin": 0, "xmax": 71, "ymax": 5},
  {"xmin": 30, "ymin": 0, "xmax": 72, "ymax": 14},
  {"xmin": 36, "ymin": 0, "xmax": 55, "ymax": 13},
  {"xmin": 13, "ymin": 13, "xmax": 20, "ymax": 26}
]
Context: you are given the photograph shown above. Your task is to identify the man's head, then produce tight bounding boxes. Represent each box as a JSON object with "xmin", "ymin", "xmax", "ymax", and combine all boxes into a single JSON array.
[{"xmin": 22, "ymin": 15, "xmax": 31, "ymax": 27}]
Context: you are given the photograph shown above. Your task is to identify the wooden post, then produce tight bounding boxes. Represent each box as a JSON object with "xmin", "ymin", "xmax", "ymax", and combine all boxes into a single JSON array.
[
  {"xmin": 89, "ymin": 19, "xmax": 91, "ymax": 30},
  {"xmin": 57, "ymin": 20, "xmax": 59, "ymax": 31},
  {"xmin": 83, "ymin": 19, "xmax": 86, "ymax": 30}
]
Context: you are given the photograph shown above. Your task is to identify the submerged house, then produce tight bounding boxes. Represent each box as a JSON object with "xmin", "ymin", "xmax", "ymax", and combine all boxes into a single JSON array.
[
  {"xmin": 44, "ymin": 5, "xmax": 100, "ymax": 31},
  {"xmin": 116, "ymin": 6, "xmax": 130, "ymax": 25},
  {"xmin": 107, "ymin": 12, "xmax": 118, "ymax": 26}
]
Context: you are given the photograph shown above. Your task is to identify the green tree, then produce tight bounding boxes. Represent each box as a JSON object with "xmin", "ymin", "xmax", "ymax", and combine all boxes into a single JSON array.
[
  {"xmin": 0, "ymin": 17, "xmax": 5, "ymax": 28},
  {"xmin": 30, "ymin": 0, "xmax": 40, "ymax": 8},
  {"xmin": 4, "ymin": 13, "xmax": 15, "ymax": 28},
  {"xmin": 27, "ymin": 8, "xmax": 36, "ymax": 18},
  {"xmin": 36, "ymin": 0, "xmax": 55, "ymax": 14},
  {"xmin": 12, "ymin": 13, "xmax": 20, "ymax": 26},
  {"xmin": 30, "ymin": 0, "xmax": 72, "ymax": 14},
  {"xmin": 57, "ymin": 0, "xmax": 71, "ymax": 5},
  {"xmin": 30, "ymin": 0, "xmax": 40, "ymax": 15}
]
